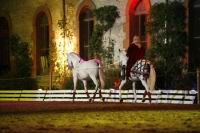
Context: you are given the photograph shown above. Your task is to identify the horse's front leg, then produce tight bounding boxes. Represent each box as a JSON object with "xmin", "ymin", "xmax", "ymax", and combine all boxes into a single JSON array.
[
  {"xmin": 82, "ymin": 80, "xmax": 92, "ymax": 102},
  {"xmin": 72, "ymin": 72, "xmax": 78, "ymax": 102},
  {"xmin": 132, "ymin": 81, "xmax": 137, "ymax": 103},
  {"xmin": 118, "ymin": 79, "xmax": 126, "ymax": 103}
]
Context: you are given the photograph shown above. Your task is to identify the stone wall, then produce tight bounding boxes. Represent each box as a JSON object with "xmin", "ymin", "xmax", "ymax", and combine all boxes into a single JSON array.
[{"xmin": 0, "ymin": 0, "xmax": 63, "ymax": 51}]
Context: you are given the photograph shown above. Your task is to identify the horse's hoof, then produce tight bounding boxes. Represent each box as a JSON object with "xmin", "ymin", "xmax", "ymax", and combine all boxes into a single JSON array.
[
  {"xmin": 101, "ymin": 97, "xmax": 105, "ymax": 102},
  {"xmin": 120, "ymin": 99, "xmax": 123, "ymax": 103},
  {"xmin": 90, "ymin": 99, "xmax": 94, "ymax": 103},
  {"xmin": 89, "ymin": 98, "xmax": 92, "ymax": 102},
  {"xmin": 148, "ymin": 100, "xmax": 152, "ymax": 104},
  {"xmin": 142, "ymin": 98, "xmax": 145, "ymax": 102}
]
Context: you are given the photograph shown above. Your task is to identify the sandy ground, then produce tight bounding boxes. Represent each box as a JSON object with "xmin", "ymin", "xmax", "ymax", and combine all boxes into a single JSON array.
[
  {"xmin": 0, "ymin": 102, "xmax": 200, "ymax": 133},
  {"xmin": 0, "ymin": 102, "xmax": 200, "ymax": 113}
]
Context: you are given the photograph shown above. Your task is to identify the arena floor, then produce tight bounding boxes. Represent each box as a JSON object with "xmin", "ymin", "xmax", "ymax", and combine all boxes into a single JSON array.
[
  {"xmin": 0, "ymin": 101, "xmax": 200, "ymax": 113},
  {"xmin": 0, "ymin": 102, "xmax": 200, "ymax": 133}
]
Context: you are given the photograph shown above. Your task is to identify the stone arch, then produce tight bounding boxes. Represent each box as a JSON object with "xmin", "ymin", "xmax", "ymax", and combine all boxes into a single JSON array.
[
  {"xmin": 76, "ymin": 0, "xmax": 96, "ymax": 59},
  {"xmin": 0, "ymin": 11, "xmax": 12, "ymax": 34},
  {"xmin": 124, "ymin": 0, "xmax": 151, "ymax": 49}
]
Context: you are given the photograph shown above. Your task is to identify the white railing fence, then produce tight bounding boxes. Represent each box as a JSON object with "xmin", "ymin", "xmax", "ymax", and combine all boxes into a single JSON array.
[{"xmin": 0, "ymin": 89, "xmax": 197, "ymax": 104}]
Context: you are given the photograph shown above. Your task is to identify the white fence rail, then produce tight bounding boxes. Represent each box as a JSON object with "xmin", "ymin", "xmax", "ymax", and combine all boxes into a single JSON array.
[{"xmin": 0, "ymin": 89, "xmax": 197, "ymax": 104}]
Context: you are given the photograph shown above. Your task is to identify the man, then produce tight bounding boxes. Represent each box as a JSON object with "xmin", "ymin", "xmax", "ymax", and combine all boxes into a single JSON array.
[{"xmin": 126, "ymin": 36, "xmax": 145, "ymax": 79}]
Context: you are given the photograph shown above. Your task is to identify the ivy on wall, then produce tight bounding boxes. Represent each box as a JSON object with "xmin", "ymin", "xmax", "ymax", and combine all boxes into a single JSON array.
[
  {"xmin": 51, "ymin": 1, "xmax": 77, "ymax": 87},
  {"xmin": 146, "ymin": 1, "xmax": 187, "ymax": 89},
  {"xmin": 89, "ymin": 5, "xmax": 119, "ymax": 64}
]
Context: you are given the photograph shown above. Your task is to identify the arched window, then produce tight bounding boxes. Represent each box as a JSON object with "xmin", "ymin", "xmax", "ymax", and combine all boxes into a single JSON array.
[
  {"xmin": 130, "ymin": 0, "xmax": 148, "ymax": 48},
  {"xmin": 79, "ymin": 8, "xmax": 94, "ymax": 60},
  {"xmin": 0, "ymin": 17, "xmax": 10, "ymax": 74},
  {"xmin": 36, "ymin": 12, "xmax": 49, "ymax": 75}
]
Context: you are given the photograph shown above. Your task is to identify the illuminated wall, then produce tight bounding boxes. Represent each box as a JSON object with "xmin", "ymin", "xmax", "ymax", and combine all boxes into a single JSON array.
[
  {"xmin": 1, "ymin": 0, "xmax": 183, "ymax": 88},
  {"xmin": 0, "ymin": 0, "xmax": 152, "ymax": 86}
]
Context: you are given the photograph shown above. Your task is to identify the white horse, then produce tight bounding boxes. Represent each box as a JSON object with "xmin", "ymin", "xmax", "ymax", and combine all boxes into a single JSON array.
[
  {"xmin": 118, "ymin": 49, "xmax": 156, "ymax": 103},
  {"xmin": 67, "ymin": 52, "xmax": 105, "ymax": 102}
]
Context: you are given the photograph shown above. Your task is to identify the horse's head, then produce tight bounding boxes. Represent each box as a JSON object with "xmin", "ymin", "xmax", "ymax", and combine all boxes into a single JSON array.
[
  {"xmin": 118, "ymin": 49, "xmax": 128, "ymax": 66},
  {"xmin": 67, "ymin": 52, "xmax": 81, "ymax": 69},
  {"xmin": 67, "ymin": 53, "xmax": 73, "ymax": 69}
]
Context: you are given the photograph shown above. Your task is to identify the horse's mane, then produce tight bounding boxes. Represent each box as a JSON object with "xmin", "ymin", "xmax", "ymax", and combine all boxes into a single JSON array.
[
  {"xmin": 68, "ymin": 52, "xmax": 77, "ymax": 57},
  {"xmin": 69, "ymin": 52, "xmax": 84, "ymax": 61}
]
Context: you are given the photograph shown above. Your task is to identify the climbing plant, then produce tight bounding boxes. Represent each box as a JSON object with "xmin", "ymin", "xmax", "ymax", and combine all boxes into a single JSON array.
[
  {"xmin": 89, "ymin": 5, "xmax": 119, "ymax": 63},
  {"xmin": 51, "ymin": 2, "xmax": 77, "ymax": 87},
  {"xmin": 146, "ymin": 1, "xmax": 187, "ymax": 89}
]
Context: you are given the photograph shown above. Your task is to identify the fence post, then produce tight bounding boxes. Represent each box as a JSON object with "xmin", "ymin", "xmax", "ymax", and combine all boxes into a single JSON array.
[{"xmin": 197, "ymin": 68, "xmax": 200, "ymax": 104}]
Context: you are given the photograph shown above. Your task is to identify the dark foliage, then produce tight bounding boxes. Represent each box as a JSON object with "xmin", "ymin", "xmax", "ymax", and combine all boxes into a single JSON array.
[
  {"xmin": 0, "ymin": 35, "xmax": 37, "ymax": 90},
  {"xmin": 146, "ymin": 1, "xmax": 187, "ymax": 89}
]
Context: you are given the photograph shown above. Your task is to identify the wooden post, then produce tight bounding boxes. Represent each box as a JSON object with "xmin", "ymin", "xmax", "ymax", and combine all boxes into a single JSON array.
[{"xmin": 197, "ymin": 68, "xmax": 200, "ymax": 104}]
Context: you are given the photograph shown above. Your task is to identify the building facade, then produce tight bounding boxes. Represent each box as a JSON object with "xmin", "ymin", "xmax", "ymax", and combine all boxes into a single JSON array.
[{"xmin": 0, "ymin": 0, "xmax": 199, "ymax": 87}]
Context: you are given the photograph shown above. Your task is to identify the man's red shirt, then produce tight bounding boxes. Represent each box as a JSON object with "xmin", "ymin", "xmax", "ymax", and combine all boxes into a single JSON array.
[{"xmin": 126, "ymin": 44, "xmax": 145, "ymax": 65}]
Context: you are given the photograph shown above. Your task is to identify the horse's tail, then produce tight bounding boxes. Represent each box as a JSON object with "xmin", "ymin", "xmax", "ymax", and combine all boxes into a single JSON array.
[
  {"xmin": 97, "ymin": 61, "xmax": 105, "ymax": 89},
  {"xmin": 147, "ymin": 64, "xmax": 156, "ymax": 92}
]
